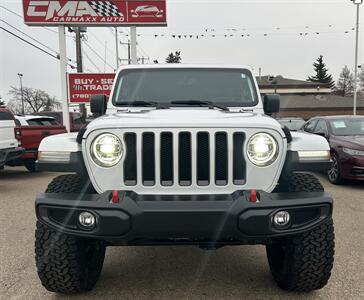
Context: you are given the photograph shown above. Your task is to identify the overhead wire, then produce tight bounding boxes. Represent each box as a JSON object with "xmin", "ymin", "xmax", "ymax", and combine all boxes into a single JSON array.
[
  {"xmin": 0, "ymin": 19, "xmax": 59, "ymax": 54},
  {"xmin": 83, "ymin": 40, "xmax": 115, "ymax": 70},
  {"xmin": 0, "ymin": 26, "xmax": 76, "ymax": 69}
]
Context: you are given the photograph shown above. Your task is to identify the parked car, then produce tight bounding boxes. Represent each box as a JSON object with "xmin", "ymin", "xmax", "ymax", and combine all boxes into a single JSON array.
[
  {"xmin": 35, "ymin": 65, "xmax": 334, "ymax": 293},
  {"xmin": 32, "ymin": 111, "xmax": 85, "ymax": 132},
  {"xmin": 6, "ymin": 115, "xmax": 67, "ymax": 172},
  {"xmin": 302, "ymin": 115, "xmax": 364, "ymax": 184},
  {"xmin": 0, "ymin": 108, "xmax": 23, "ymax": 168},
  {"xmin": 277, "ymin": 117, "xmax": 305, "ymax": 131}
]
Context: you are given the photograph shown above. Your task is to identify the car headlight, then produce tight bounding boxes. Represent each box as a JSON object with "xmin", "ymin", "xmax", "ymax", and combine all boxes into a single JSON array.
[
  {"xmin": 343, "ymin": 147, "xmax": 364, "ymax": 156},
  {"xmin": 247, "ymin": 133, "xmax": 278, "ymax": 167},
  {"xmin": 91, "ymin": 133, "xmax": 123, "ymax": 167}
]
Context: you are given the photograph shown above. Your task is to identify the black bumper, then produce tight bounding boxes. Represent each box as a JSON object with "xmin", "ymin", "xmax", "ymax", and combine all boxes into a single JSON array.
[
  {"xmin": 35, "ymin": 190, "xmax": 333, "ymax": 246},
  {"xmin": 0, "ymin": 147, "xmax": 24, "ymax": 167}
]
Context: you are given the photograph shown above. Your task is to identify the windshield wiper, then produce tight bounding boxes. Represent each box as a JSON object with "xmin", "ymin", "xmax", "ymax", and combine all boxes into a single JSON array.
[
  {"xmin": 117, "ymin": 101, "xmax": 160, "ymax": 107},
  {"xmin": 170, "ymin": 100, "xmax": 229, "ymax": 111}
]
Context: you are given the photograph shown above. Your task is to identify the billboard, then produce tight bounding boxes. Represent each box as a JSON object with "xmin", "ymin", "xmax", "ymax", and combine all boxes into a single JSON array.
[
  {"xmin": 68, "ymin": 73, "xmax": 116, "ymax": 103},
  {"xmin": 23, "ymin": 0, "xmax": 167, "ymax": 26}
]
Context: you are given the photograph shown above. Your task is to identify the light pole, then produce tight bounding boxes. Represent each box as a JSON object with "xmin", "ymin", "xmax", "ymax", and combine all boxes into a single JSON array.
[
  {"xmin": 351, "ymin": 0, "xmax": 363, "ymax": 115},
  {"xmin": 17, "ymin": 73, "xmax": 24, "ymax": 115}
]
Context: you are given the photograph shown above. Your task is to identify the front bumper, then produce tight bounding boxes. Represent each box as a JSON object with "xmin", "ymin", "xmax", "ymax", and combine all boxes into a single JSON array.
[
  {"xmin": 340, "ymin": 155, "xmax": 364, "ymax": 180},
  {"xmin": 36, "ymin": 190, "xmax": 333, "ymax": 246},
  {"xmin": 0, "ymin": 147, "xmax": 24, "ymax": 167}
]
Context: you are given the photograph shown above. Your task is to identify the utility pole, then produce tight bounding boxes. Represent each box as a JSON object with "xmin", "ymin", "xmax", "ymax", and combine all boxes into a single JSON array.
[
  {"xmin": 17, "ymin": 73, "xmax": 24, "ymax": 115},
  {"xmin": 350, "ymin": 0, "xmax": 363, "ymax": 115}
]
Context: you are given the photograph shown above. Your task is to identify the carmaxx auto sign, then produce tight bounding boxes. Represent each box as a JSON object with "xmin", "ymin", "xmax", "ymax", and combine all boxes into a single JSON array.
[{"xmin": 23, "ymin": 0, "xmax": 167, "ymax": 26}]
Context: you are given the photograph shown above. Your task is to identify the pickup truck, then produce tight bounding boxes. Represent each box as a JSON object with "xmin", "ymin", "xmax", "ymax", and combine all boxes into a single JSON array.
[
  {"xmin": 33, "ymin": 111, "xmax": 86, "ymax": 132},
  {"xmin": 6, "ymin": 115, "xmax": 67, "ymax": 172},
  {"xmin": 0, "ymin": 107, "xmax": 23, "ymax": 168}
]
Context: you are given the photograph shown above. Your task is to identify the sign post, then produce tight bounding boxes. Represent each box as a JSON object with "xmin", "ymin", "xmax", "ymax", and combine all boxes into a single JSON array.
[
  {"xmin": 22, "ymin": 0, "xmax": 167, "ymax": 128},
  {"xmin": 58, "ymin": 25, "xmax": 71, "ymax": 132},
  {"xmin": 130, "ymin": 26, "xmax": 137, "ymax": 64}
]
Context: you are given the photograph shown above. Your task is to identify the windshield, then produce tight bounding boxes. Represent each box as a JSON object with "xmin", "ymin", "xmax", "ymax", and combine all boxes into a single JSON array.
[
  {"xmin": 112, "ymin": 68, "xmax": 258, "ymax": 107},
  {"xmin": 278, "ymin": 120, "xmax": 305, "ymax": 131},
  {"xmin": 329, "ymin": 119, "xmax": 364, "ymax": 136}
]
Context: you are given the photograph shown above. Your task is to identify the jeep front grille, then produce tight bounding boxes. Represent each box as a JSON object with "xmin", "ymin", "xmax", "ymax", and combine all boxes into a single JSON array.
[{"xmin": 123, "ymin": 130, "xmax": 246, "ymax": 189}]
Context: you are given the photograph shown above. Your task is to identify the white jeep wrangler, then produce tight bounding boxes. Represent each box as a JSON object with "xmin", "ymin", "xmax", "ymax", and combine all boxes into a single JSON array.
[{"xmin": 35, "ymin": 65, "xmax": 334, "ymax": 294}]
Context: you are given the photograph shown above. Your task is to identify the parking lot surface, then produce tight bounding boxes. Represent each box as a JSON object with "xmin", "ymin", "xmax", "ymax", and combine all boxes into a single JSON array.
[{"xmin": 1, "ymin": 167, "xmax": 363, "ymax": 300}]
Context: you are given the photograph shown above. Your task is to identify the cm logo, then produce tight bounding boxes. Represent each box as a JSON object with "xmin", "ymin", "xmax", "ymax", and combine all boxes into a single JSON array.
[{"xmin": 27, "ymin": 1, "xmax": 98, "ymax": 20}]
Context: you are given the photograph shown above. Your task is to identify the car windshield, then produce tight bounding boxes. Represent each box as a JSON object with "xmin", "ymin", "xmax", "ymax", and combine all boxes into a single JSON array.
[
  {"xmin": 329, "ymin": 119, "xmax": 364, "ymax": 136},
  {"xmin": 112, "ymin": 68, "xmax": 258, "ymax": 107},
  {"xmin": 278, "ymin": 119, "xmax": 305, "ymax": 131},
  {"xmin": 27, "ymin": 118, "xmax": 59, "ymax": 126}
]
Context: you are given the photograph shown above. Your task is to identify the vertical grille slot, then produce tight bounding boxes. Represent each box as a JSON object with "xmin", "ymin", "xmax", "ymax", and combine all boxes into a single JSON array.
[
  {"xmin": 178, "ymin": 132, "xmax": 192, "ymax": 186},
  {"xmin": 233, "ymin": 133, "xmax": 246, "ymax": 185},
  {"xmin": 142, "ymin": 133, "xmax": 155, "ymax": 186},
  {"xmin": 215, "ymin": 132, "xmax": 228, "ymax": 185},
  {"xmin": 160, "ymin": 132, "xmax": 173, "ymax": 186},
  {"xmin": 197, "ymin": 132, "xmax": 210, "ymax": 186},
  {"xmin": 124, "ymin": 133, "xmax": 137, "ymax": 186}
]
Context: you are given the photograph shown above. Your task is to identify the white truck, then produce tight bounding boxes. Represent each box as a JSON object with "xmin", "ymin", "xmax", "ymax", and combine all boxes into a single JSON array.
[
  {"xmin": 35, "ymin": 65, "xmax": 334, "ymax": 294},
  {"xmin": 0, "ymin": 108, "xmax": 23, "ymax": 168}
]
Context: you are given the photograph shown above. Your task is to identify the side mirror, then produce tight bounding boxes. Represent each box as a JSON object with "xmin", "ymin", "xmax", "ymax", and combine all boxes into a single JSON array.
[
  {"xmin": 264, "ymin": 94, "xmax": 280, "ymax": 114},
  {"xmin": 90, "ymin": 94, "xmax": 107, "ymax": 116}
]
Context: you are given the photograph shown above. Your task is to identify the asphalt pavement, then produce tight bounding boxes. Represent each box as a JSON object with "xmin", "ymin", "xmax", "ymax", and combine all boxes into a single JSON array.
[{"xmin": 1, "ymin": 167, "xmax": 363, "ymax": 300}]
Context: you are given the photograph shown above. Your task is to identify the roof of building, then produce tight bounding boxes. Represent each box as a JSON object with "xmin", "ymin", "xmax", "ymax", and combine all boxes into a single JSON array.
[
  {"xmin": 257, "ymin": 75, "xmax": 330, "ymax": 89},
  {"xmin": 280, "ymin": 94, "xmax": 364, "ymax": 109}
]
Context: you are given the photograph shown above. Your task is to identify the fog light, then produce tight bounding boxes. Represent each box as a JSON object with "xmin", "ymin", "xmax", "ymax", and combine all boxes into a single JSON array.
[
  {"xmin": 78, "ymin": 212, "xmax": 96, "ymax": 228},
  {"xmin": 273, "ymin": 211, "xmax": 290, "ymax": 227}
]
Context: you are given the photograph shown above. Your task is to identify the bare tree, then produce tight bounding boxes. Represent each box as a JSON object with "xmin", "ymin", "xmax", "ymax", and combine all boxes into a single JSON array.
[
  {"xmin": 359, "ymin": 67, "xmax": 364, "ymax": 100},
  {"xmin": 335, "ymin": 66, "xmax": 355, "ymax": 96},
  {"xmin": 0, "ymin": 95, "xmax": 5, "ymax": 106},
  {"xmin": 8, "ymin": 86, "xmax": 60, "ymax": 114}
]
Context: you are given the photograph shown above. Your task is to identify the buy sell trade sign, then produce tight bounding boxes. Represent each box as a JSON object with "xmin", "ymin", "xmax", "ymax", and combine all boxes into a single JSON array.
[{"xmin": 68, "ymin": 73, "xmax": 116, "ymax": 103}]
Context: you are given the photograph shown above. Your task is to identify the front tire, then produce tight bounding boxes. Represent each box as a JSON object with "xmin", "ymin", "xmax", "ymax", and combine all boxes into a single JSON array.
[
  {"xmin": 267, "ymin": 173, "xmax": 335, "ymax": 292},
  {"xmin": 35, "ymin": 174, "xmax": 105, "ymax": 294},
  {"xmin": 327, "ymin": 153, "xmax": 342, "ymax": 185}
]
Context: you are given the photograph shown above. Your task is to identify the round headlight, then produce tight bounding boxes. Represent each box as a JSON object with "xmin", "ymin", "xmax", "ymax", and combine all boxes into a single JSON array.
[
  {"xmin": 91, "ymin": 133, "xmax": 123, "ymax": 167},
  {"xmin": 247, "ymin": 133, "xmax": 278, "ymax": 167}
]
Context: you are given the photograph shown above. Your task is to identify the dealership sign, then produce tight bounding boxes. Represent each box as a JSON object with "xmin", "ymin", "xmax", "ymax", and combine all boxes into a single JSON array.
[
  {"xmin": 23, "ymin": 0, "xmax": 167, "ymax": 26},
  {"xmin": 68, "ymin": 73, "xmax": 116, "ymax": 103}
]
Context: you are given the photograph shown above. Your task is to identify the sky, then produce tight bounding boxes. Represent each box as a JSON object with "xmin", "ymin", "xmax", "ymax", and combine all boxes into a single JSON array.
[{"xmin": 1, "ymin": 0, "xmax": 363, "ymax": 101}]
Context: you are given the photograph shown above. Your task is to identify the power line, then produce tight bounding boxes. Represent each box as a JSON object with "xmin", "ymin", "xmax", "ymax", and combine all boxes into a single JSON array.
[
  {"xmin": 0, "ymin": 5, "xmax": 73, "ymax": 37},
  {"xmin": 0, "ymin": 19, "xmax": 58, "ymax": 54},
  {"xmin": 83, "ymin": 48, "xmax": 102, "ymax": 72},
  {"xmin": 83, "ymin": 40, "xmax": 115, "ymax": 70},
  {"xmin": 0, "ymin": 26, "xmax": 76, "ymax": 69}
]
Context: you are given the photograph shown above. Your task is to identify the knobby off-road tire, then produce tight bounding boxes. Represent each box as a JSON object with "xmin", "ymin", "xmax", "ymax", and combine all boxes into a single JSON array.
[
  {"xmin": 267, "ymin": 173, "xmax": 335, "ymax": 292},
  {"xmin": 35, "ymin": 174, "xmax": 105, "ymax": 294}
]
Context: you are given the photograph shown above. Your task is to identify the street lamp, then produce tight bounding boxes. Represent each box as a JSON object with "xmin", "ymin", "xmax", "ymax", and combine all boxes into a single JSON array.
[
  {"xmin": 351, "ymin": 0, "xmax": 363, "ymax": 115},
  {"xmin": 17, "ymin": 73, "xmax": 24, "ymax": 115}
]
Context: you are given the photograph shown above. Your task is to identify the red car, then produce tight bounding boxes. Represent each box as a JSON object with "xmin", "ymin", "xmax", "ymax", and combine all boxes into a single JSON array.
[
  {"xmin": 32, "ymin": 111, "xmax": 86, "ymax": 132},
  {"xmin": 302, "ymin": 115, "xmax": 364, "ymax": 184}
]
